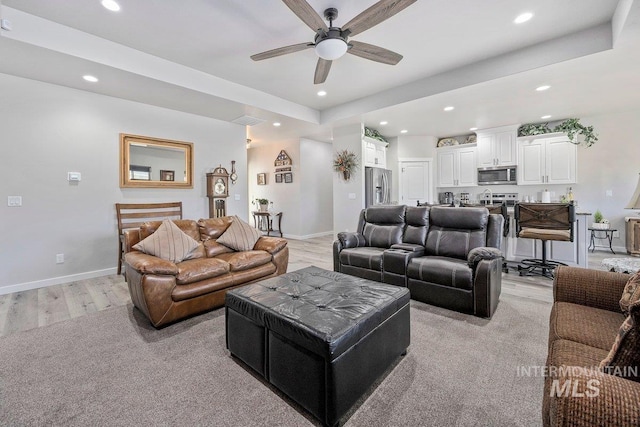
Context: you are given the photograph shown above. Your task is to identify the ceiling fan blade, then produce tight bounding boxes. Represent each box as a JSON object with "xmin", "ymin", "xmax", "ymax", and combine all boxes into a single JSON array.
[
  {"xmin": 314, "ymin": 58, "xmax": 332, "ymax": 84},
  {"xmin": 251, "ymin": 42, "xmax": 312, "ymax": 61},
  {"xmin": 343, "ymin": 0, "xmax": 417, "ymax": 37},
  {"xmin": 282, "ymin": 0, "xmax": 328, "ymax": 33},
  {"xmin": 347, "ymin": 40, "xmax": 403, "ymax": 65}
]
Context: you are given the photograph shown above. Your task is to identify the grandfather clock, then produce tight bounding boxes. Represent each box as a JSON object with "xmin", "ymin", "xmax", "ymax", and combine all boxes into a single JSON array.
[{"xmin": 206, "ymin": 165, "xmax": 229, "ymax": 218}]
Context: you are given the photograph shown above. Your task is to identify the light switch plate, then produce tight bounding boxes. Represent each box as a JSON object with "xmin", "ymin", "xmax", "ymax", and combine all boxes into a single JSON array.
[
  {"xmin": 348, "ymin": 193, "xmax": 356, "ymax": 200},
  {"xmin": 8, "ymin": 196, "xmax": 22, "ymax": 207},
  {"xmin": 0, "ymin": 19, "xmax": 12, "ymax": 31},
  {"xmin": 68, "ymin": 172, "xmax": 81, "ymax": 181},
  {"xmin": 234, "ymin": 194, "xmax": 240, "ymax": 201}
]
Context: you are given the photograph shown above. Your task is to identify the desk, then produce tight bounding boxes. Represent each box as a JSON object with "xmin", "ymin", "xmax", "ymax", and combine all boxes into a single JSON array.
[
  {"xmin": 252, "ymin": 211, "xmax": 283, "ymax": 237},
  {"xmin": 588, "ymin": 228, "xmax": 617, "ymax": 254}
]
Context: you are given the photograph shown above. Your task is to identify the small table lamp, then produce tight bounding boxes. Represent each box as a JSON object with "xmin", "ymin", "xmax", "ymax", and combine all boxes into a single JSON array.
[{"xmin": 626, "ymin": 172, "xmax": 640, "ymax": 214}]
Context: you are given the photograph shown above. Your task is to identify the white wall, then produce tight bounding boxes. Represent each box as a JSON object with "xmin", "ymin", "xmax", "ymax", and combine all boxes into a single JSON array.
[
  {"xmin": 0, "ymin": 73, "xmax": 247, "ymax": 293},
  {"xmin": 332, "ymin": 123, "xmax": 364, "ymax": 234},
  {"xmin": 247, "ymin": 138, "xmax": 333, "ymax": 238}
]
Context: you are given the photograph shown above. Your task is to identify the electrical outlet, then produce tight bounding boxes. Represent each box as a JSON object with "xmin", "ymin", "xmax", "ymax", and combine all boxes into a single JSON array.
[
  {"xmin": 613, "ymin": 231, "xmax": 620, "ymax": 238},
  {"xmin": 56, "ymin": 253, "xmax": 64, "ymax": 264},
  {"xmin": 606, "ymin": 190, "xmax": 613, "ymax": 197}
]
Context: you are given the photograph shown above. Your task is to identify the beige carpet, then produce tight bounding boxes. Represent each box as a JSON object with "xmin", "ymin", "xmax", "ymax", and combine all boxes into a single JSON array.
[{"xmin": 0, "ymin": 293, "xmax": 550, "ymax": 426}]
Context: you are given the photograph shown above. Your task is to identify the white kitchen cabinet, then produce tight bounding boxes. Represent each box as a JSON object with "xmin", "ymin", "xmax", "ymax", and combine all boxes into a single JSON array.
[
  {"xmin": 517, "ymin": 134, "xmax": 576, "ymax": 185},
  {"xmin": 476, "ymin": 125, "xmax": 519, "ymax": 168},
  {"xmin": 437, "ymin": 145, "xmax": 477, "ymax": 187},
  {"xmin": 362, "ymin": 136, "xmax": 387, "ymax": 168}
]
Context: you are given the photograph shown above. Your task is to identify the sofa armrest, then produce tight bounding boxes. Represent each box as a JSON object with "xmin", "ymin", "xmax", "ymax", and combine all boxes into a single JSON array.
[
  {"xmin": 553, "ymin": 266, "xmax": 629, "ymax": 313},
  {"xmin": 123, "ymin": 228, "xmax": 141, "ymax": 254},
  {"xmin": 549, "ymin": 367, "xmax": 640, "ymax": 426},
  {"xmin": 390, "ymin": 243, "xmax": 425, "ymax": 253},
  {"xmin": 473, "ymin": 257, "xmax": 502, "ymax": 318},
  {"xmin": 337, "ymin": 232, "xmax": 366, "ymax": 249},
  {"xmin": 253, "ymin": 236, "xmax": 287, "ymax": 254},
  {"xmin": 467, "ymin": 247, "xmax": 503, "ymax": 268},
  {"xmin": 124, "ymin": 251, "xmax": 178, "ymax": 275}
]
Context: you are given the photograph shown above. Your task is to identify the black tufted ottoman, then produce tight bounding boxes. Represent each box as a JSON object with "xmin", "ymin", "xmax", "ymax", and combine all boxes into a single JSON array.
[{"xmin": 225, "ymin": 266, "xmax": 410, "ymax": 427}]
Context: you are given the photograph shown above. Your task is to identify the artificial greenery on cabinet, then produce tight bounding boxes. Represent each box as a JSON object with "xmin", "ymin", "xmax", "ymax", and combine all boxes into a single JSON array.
[{"xmin": 518, "ymin": 118, "xmax": 598, "ymax": 147}]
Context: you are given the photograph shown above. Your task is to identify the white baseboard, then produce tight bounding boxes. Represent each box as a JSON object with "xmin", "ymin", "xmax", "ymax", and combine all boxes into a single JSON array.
[
  {"xmin": 0, "ymin": 268, "xmax": 117, "ymax": 296},
  {"xmin": 284, "ymin": 231, "xmax": 334, "ymax": 240}
]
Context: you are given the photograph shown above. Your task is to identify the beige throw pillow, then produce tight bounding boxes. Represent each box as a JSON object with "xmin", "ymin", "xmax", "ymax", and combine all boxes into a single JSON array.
[
  {"xmin": 216, "ymin": 216, "xmax": 262, "ymax": 252},
  {"xmin": 133, "ymin": 219, "xmax": 200, "ymax": 263},
  {"xmin": 620, "ymin": 271, "xmax": 640, "ymax": 315}
]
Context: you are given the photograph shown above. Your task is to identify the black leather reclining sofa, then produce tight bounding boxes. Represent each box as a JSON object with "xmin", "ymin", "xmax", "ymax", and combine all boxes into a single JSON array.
[{"xmin": 333, "ymin": 205, "xmax": 504, "ymax": 318}]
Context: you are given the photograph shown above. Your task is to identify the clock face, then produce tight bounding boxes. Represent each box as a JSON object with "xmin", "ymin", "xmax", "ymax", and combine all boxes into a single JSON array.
[
  {"xmin": 230, "ymin": 172, "xmax": 237, "ymax": 183},
  {"xmin": 214, "ymin": 178, "xmax": 226, "ymax": 195}
]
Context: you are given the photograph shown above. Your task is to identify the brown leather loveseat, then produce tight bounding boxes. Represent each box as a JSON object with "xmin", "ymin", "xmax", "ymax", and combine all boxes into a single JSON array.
[{"xmin": 123, "ymin": 217, "xmax": 288, "ymax": 327}]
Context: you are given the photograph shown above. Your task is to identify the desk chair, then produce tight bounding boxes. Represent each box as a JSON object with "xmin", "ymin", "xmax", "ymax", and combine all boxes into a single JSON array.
[
  {"xmin": 514, "ymin": 202, "xmax": 575, "ymax": 279},
  {"xmin": 115, "ymin": 202, "xmax": 182, "ymax": 274}
]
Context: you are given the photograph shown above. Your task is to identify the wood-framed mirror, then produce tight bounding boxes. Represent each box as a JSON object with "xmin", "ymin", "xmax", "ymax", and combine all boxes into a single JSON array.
[{"xmin": 120, "ymin": 133, "xmax": 194, "ymax": 188}]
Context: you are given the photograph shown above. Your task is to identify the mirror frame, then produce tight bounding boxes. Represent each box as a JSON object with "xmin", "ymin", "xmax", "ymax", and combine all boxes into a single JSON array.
[{"xmin": 120, "ymin": 133, "xmax": 194, "ymax": 189}]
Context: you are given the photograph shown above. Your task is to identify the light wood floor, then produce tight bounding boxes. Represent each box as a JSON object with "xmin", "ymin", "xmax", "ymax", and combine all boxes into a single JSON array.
[{"xmin": 0, "ymin": 235, "xmax": 631, "ymax": 337}]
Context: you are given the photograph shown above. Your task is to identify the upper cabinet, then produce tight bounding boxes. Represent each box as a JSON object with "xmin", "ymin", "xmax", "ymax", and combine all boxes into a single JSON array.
[
  {"xmin": 363, "ymin": 136, "xmax": 387, "ymax": 168},
  {"xmin": 437, "ymin": 145, "xmax": 477, "ymax": 187},
  {"xmin": 476, "ymin": 125, "xmax": 519, "ymax": 168},
  {"xmin": 517, "ymin": 133, "xmax": 577, "ymax": 185}
]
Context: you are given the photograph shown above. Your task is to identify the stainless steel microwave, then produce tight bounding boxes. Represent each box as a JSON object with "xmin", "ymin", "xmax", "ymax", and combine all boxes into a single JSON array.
[{"xmin": 477, "ymin": 166, "xmax": 517, "ymax": 185}]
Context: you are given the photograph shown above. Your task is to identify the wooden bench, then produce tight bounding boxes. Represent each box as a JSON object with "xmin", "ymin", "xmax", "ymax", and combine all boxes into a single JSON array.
[{"xmin": 115, "ymin": 202, "xmax": 182, "ymax": 274}]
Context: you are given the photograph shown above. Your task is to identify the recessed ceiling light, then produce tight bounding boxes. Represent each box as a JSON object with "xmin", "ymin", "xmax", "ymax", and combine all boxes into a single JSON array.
[
  {"xmin": 400, "ymin": 130, "xmax": 408, "ymax": 134},
  {"xmin": 379, "ymin": 121, "xmax": 388, "ymax": 125},
  {"xmin": 514, "ymin": 12, "xmax": 533, "ymax": 24},
  {"xmin": 444, "ymin": 106, "xmax": 454, "ymax": 112},
  {"xmin": 83, "ymin": 75, "xmax": 99, "ymax": 83},
  {"xmin": 273, "ymin": 122, "xmax": 281, "ymax": 127},
  {"xmin": 317, "ymin": 90, "xmax": 327, "ymax": 97},
  {"xmin": 469, "ymin": 127, "xmax": 478, "ymax": 131},
  {"xmin": 541, "ymin": 115, "xmax": 552, "ymax": 119},
  {"xmin": 101, "ymin": 0, "xmax": 121, "ymax": 12},
  {"xmin": 536, "ymin": 85, "xmax": 551, "ymax": 91}
]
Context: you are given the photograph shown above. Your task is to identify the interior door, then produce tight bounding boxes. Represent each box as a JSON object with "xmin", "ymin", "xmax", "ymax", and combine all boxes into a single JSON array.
[{"xmin": 400, "ymin": 160, "xmax": 432, "ymax": 205}]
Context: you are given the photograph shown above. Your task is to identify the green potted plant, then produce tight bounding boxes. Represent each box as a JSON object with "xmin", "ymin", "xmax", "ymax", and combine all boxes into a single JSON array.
[
  {"xmin": 592, "ymin": 210, "xmax": 609, "ymax": 229},
  {"xmin": 253, "ymin": 198, "xmax": 269, "ymax": 212},
  {"xmin": 553, "ymin": 118, "xmax": 598, "ymax": 147}
]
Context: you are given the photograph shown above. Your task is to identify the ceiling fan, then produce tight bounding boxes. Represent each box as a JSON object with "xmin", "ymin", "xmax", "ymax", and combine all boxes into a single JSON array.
[{"xmin": 250, "ymin": 0, "xmax": 417, "ymax": 84}]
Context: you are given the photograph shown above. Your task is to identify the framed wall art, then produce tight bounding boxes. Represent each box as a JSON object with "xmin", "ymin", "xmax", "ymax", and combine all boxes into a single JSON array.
[
  {"xmin": 257, "ymin": 173, "xmax": 267, "ymax": 185},
  {"xmin": 284, "ymin": 172, "xmax": 293, "ymax": 183},
  {"xmin": 160, "ymin": 170, "xmax": 175, "ymax": 181},
  {"xmin": 275, "ymin": 173, "xmax": 283, "ymax": 183}
]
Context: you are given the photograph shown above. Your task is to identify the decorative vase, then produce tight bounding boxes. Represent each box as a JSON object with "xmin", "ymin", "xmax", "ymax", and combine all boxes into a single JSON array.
[
  {"xmin": 343, "ymin": 170, "xmax": 350, "ymax": 181},
  {"xmin": 259, "ymin": 204, "xmax": 268, "ymax": 212}
]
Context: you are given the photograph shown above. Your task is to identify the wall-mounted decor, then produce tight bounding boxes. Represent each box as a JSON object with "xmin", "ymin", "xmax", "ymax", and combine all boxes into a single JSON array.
[
  {"xmin": 257, "ymin": 173, "xmax": 266, "ymax": 185},
  {"xmin": 275, "ymin": 173, "xmax": 283, "ymax": 183},
  {"xmin": 230, "ymin": 160, "xmax": 238, "ymax": 184},
  {"xmin": 160, "ymin": 170, "xmax": 175, "ymax": 181},
  {"xmin": 120, "ymin": 133, "xmax": 193, "ymax": 188},
  {"xmin": 274, "ymin": 150, "xmax": 292, "ymax": 167},
  {"xmin": 275, "ymin": 167, "xmax": 291, "ymax": 172},
  {"xmin": 333, "ymin": 149, "xmax": 359, "ymax": 181},
  {"xmin": 284, "ymin": 172, "xmax": 293, "ymax": 183}
]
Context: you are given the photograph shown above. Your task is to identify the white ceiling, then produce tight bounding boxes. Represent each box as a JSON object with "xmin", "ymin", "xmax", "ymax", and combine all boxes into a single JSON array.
[{"xmin": 1, "ymin": 0, "xmax": 638, "ymax": 143}]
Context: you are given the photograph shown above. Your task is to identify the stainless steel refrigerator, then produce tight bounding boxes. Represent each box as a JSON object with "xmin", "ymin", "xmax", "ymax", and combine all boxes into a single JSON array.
[{"xmin": 365, "ymin": 167, "xmax": 392, "ymax": 207}]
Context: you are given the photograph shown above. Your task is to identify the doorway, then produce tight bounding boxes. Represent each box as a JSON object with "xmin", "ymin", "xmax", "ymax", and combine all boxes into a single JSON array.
[{"xmin": 399, "ymin": 159, "xmax": 433, "ymax": 206}]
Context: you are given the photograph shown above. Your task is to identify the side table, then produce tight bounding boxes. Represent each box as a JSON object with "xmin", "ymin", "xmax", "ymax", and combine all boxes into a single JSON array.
[
  {"xmin": 588, "ymin": 228, "xmax": 617, "ymax": 254},
  {"xmin": 252, "ymin": 211, "xmax": 283, "ymax": 237}
]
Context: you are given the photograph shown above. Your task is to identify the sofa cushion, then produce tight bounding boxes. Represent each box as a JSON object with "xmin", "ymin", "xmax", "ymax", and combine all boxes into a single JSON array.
[
  {"xmin": 620, "ymin": 271, "xmax": 640, "ymax": 315},
  {"xmin": 425, "ymin": 207, "xmax": 488, "ymax": 259},
  {"xmin": 175, "ymin": 257, "xmax": 230, "ymax": 284},
  {"xmin": 364, "ymin": 205, "xmax": 406, "ymax": 224},
  {"xmin": 403, "ymin": 206, "xmax": 429, "ymax": 245},
  {"xmin": 407, "ymin": 256, "xmax": 473, "ymax": 290},
  {"xmin": 339, "ymin": 247, "xmax": 386, "ymax": 271},
  {"xmin": 198, "ymin": 217, "xmax": 233, "ymax": 240},
  {"xmin": 133, "ymin": 220, "xmax": 200, "ymax": 263},
  {"xmin": 215, "ymin": 250, "xmax": 273, "ymax": 272},
  {"xmin": 549, "ymin": 338, "xmax": 610, "ymax": 370},
  {"xmin": 204, "ymin": 239, "xmax": 235, "ymax": 257},
  {"xmin": 140, "ymin": 219, "xmax": 200, "ymax": 241},
  {"xmin": 217, "ymin": 216, "xmax": 262, "ymax": 251},
  {"xmin": 363, "ymin": 223, "xmax": 403, "ymax": 248},
  {"xmin": 600, "ymin": 301, "xmax": 640, "ymax": 382},
  {"xmin": 549, "ymin": 302, "xmax": 624, "ymax": 351}
]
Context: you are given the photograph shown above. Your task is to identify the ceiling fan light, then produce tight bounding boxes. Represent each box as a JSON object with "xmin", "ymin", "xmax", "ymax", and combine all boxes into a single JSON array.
[{"xmin": 315, "ymin": 38, "xmax": 348, "ymax": 61}]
